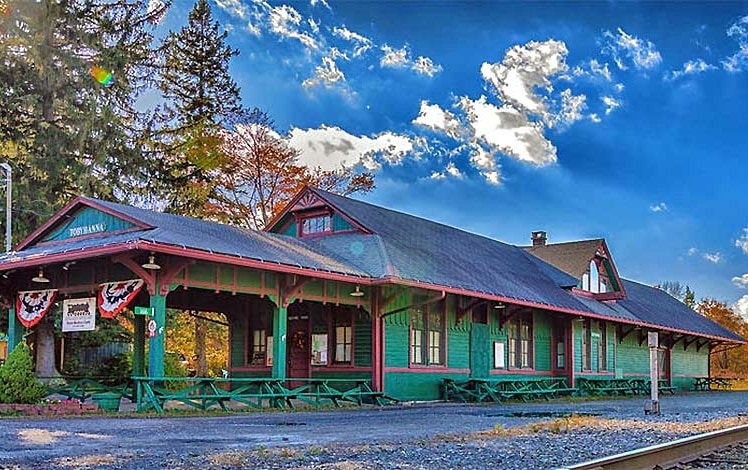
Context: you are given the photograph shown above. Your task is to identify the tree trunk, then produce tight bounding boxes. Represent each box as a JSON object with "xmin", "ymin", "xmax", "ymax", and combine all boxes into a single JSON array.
[
  {"xmin": 34, "ymin": 315, "xmax": 61, "ymax": 383},
  {"xmin": 195, "ymin": 313, "xmax": 208, "ymax": 377}
]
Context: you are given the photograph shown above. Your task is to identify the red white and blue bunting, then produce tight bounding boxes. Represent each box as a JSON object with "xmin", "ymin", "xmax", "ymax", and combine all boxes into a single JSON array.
[
  {"xmin": 98, "ymin": 279, "xmax": 144, "ymax": 318},
  {"xmin": 16, "ymin": 289, "xmax": 58, "ymax": 328}
]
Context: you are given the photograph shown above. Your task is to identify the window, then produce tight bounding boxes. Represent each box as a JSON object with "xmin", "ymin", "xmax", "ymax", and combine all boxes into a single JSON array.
[
  {"xmin": 248, "ymin": 309, "xmax": 272, "ymax": 366},
  {"xmin": 553, "ymin": 322, "xmax": 566, "ymax": 370},
  {"xmin": 333, "ymin": 311, "xmax": 352, "ymax": 364},
  {"xmin": 507, "ymin": 312, "xmax": 533, "ymax": 369},
  {"xmin": 410, "ymin": 300, "xmax": 445, "ymax": 366},
  {"xmin": 598, "ymin": 321, "xmax": 608, "ymax": 371},
  {"xmin": 300, "ymin": 215, "xmax": 332, "ymax": 236},
  {"xmin": 581, "ymin": 319, "xmax": 591, "ymax": 371}
]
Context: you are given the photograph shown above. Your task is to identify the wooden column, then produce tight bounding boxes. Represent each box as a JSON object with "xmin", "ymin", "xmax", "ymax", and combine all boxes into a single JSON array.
[
  {"xmin": 132, "ymin": 315, "xmax": 145, "ymax": 377},
  {"xmin": 371, "ymin": 291, "xmax": 383, "ymax": 392},
  {"xmin": 7, "ymin": 306, "xmax": 22, "ymax": 353},
  {"xmin": 147, "ymin": 293, "xmax": 167, "ymax": 377},
  {"xmin": 271, "ymin": 303, "xmax": 288, "ymax": 380}
]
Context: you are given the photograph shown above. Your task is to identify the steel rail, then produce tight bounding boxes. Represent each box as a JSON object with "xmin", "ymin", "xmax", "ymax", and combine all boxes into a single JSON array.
[{"xmin": 558, "ymin": 424, "xmax": 748, "ymax": 470}]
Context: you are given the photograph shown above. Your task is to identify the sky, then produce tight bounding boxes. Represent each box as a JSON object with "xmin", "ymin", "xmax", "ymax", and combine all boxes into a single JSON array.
[{"xmin": 157, "ymin": 1, "xmax": 748, "ymax": 317}]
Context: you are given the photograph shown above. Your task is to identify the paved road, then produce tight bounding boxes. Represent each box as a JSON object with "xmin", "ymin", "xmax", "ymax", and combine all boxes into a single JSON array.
[{"xmin": 1, "ymin": 392, "xmax": 747, "ymax": 469}]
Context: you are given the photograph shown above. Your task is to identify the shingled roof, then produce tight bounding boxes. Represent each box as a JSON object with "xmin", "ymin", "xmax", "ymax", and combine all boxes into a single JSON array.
[{"xmin": 524, "ymin": 239, "xmax": 604, "ymax": 279}]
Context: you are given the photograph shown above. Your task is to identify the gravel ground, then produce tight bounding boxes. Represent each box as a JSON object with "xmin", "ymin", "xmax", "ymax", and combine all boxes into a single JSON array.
[{"xmin": 2, "ymin": 392, "xmax": 748, "ymax": 469}]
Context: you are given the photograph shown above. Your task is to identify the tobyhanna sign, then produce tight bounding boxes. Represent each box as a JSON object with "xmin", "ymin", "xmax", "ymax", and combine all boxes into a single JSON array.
[
  {"xmin": 68, "ymin": 223, "xmax": 107, "ymax": 238},
  {"xmin": 62, "ymin": 298, "xmax": 97, "ymax": 332}
]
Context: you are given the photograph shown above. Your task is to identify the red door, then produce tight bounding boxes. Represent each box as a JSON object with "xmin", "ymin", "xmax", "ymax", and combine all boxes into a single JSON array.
[{"xmin": 286, "ymin": 313, "xmax": 310, "ymax": 388}]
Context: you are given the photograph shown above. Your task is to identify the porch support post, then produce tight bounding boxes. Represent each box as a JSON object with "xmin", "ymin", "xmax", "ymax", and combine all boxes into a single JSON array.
[
  {"xmin": 147, "ymin": 293, "xmax": 167, "ymax": 377},
  {"xmin": 372, "ymin": 291, "xmax": 383, "ymax": 392},
  {"xmin": 7, "ymin": 306, "xmax": 22, "ymax": 353},
  {"xmin": 271, "ymin": 302, "xmax": 287, "ymax": 380},
  {"xmin": 132, "ymin": 315, "xmax": 146, "ymax": 377}
]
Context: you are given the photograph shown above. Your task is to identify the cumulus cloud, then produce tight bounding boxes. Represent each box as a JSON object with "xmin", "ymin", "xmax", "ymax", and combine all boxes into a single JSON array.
[
  {"xmin": 412, "ymin": 101, "xmax": 462, "ymax": 139},
  {"xmin": 734, "ymin": 294, "xmax": 748, "ymax": 322},
  {"xmin": 688, "ymin": 247, "xmax": 698, "ymax": 256},
  {"xmin": 649, "ymin": 202, "xmax": 667, "ymax": 212},
  {"xmin": 733, "ymin": 274, "xmax": 748, "ymax": 288},
  {"xmin": 602, "ymin": 96, "xmax": 621, "ymax": 115},
  {"xmin": 412, "ymin": 56, "xmax": 443, "ymax": 77},
  {"xmin": 736, "ymin": 228, "xmax": 748, "ymax": 254},
  {"xmin": 332, "ymin": 26, "xmax": 372, "ymax": 57},
  {"xmin": 380, "ymin": 44, "xmax": 410, "ymax": 68},
  {"xmin": 288, "ymin": 126, "xmax": 414, "ymax": 171},
  {"xmin": 666, "ymin": 59, "xmax": 717, "ymax": 81},
  {"xmin": 429, "ymin": 162, "xmax": 463, "ymax": 180},
  {"xmin": 602, "ymin": 28, "xmax": 662, "ymax": 71},
  {"xmin": 703, "ymin": 252, "xmax": 721, "ymax": 264},
  {"xmin": 268, "ymin": 4, "xmax": 319, "ymax": 50},
  {"xmin": 302, "ymin": 55, "xmax": 346, "ymax": 90},
  {"xmin": 723, "ymin": 15, "xmax": 748, "ymax": 72},
  {"xmin": 570, "ymin": 59, "xmax": 613, "ymax": 82}
]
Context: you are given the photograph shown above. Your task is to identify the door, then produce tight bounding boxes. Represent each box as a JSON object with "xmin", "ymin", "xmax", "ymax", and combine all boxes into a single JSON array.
[
  {"xmin": 286, "ymin": 313, "xmax": 310, "ymax": 388},
  {"xmin": 470, "ymin": 323, "xmax": 491, "ymax": 378},
  {"xmin": 658, "ymin": 348, "xmax": 671, "ymax": 384}
]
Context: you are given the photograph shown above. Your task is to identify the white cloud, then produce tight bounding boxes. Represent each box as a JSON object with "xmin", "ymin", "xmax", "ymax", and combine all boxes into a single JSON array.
[
  {"xmin": 666, "ymin": 59, "xmax": 717, "ymax": 80},
  {"xmin": 614, "ymin": 83, "xmax": 625, "ymax": 93},
  {"xmin": 458, "ymin": 96, "xmax": 556, "ymax": 166},
  {"xmin": 412, "ymin": 101, "xmax": 462, "ymax": 139},
  {"xmin": 735, "ymin": 295, "xmax": 748, "ymax": 322},
  {"xmin": 269, "ymin": 4, "xmax": 319, "ymax": 50},
  {"xmin": 602, "ymin": 28, "xmax": 662, "ymax": 71},
  {"xmin": 302, "ymin": 56, "xmax": 346, "ymax": 89},
  {"xmin": 649, "ymin": 202, "xmax": 667, "ymax": 212},
  {"xmin": 723, "ymin": 15, "xmax": 748, "ymax": 72},
  {"xmin": 733, "ymin": 273, "xmax": 748, "ymax": 288},
  {"xmin": 288, "ymin": 126, "xmax": 414, "ymax": 171},
  {"xmin": 332, "ymin": 26, "xmax": 372, "ymax": 57},
  {"xmin": 687, "ymin": 247, "xmax": 698, "ymax": 256},
  {"xmin": 380, "ymin": 44, "xmax": 410, "ymax": 68},
  {"xmin": 146, "ymin": 0, "xmax": 167, "ymax": 23},
  {"xmin": 469, "ymin": 144, "xmax": 501, "ymax": 185},
  {"xmin": 571, "ymin": 59, "xmax": 612, "ymax": 81},
  {"xmin": 429, "ymin": 162, "xmax": 463, "ymax": 181},
  {"xmin": 703, "ymin": 252, "xmax": 721, "ymax": 264},
  {"xmin": 310, "ymin": 0, "xmax": 331, "ymax": 9},
  {"xmin": 215, "ymin": 0, "xmax": 248, "ymax": 20},
  {"xmin": 552, "ymin": 89, "xmax": 588, "ymax": 127},
  {"xmin": 736, "ymin": 228, "xmax": 748, "ymax": 254},
  {"xmin": 412, "ymin": 56, "xmax": 442, "ymax": 77},
  {"xmin": 602, "ymin": 96, "xmax": 621, "ymax": 115}
]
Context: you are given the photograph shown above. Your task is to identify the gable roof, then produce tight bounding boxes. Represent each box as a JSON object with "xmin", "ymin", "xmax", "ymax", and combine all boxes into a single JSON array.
[{"xmin": 524, "ymin": 239, "xmax": 604, "ymax": 279}]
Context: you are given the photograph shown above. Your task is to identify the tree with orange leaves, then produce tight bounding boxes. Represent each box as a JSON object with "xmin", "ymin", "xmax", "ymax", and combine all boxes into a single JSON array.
[{"xmin": 697, "ymin": 298, "xmax": 748, "ymax": 375}]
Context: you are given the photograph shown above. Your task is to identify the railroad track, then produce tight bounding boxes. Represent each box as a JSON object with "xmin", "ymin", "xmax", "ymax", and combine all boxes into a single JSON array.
[{"xmin": 559, "ymin": 424, "xmax": 748, "ymax": 470}]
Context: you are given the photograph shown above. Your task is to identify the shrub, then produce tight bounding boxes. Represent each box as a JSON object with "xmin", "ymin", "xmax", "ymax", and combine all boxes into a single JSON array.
[{"xmin": 0, "ymin": 343, "xmax": 48, "ymax": 404}]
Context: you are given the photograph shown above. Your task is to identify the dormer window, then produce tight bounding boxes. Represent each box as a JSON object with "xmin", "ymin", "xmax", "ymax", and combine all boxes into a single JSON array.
[{"xmin": 300, "ymin": 214, "xmax": 332, "ymax": 236}]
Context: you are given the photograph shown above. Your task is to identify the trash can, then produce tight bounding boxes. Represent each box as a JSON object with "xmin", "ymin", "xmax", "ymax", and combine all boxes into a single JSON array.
[{"xmin": 91, "ymin": 392, "xmax": 121, "ymax": 413}]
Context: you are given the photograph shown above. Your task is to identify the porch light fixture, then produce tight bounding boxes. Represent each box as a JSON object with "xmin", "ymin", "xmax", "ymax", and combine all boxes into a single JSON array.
[
  {"xmin": 141, "ymin": 254, "xmax": 161, "ymax": 270},
  {"xmin": 493, "ymin": 302, "xmax": 506, "ymax": 309},
  {"xmin": 62, "ymin": 261, "xmax": 76, "ymax": 271},
  {"xmin": 1, "ymin": 269, "xmax": 14, "ymax": 279},
  {"xmin": 350, "ymin": 285, "xmax": 365, "ymax": 297},
  {"xmin": 32, "ymin": 268, "xmax": 50, "ymax": 283}
]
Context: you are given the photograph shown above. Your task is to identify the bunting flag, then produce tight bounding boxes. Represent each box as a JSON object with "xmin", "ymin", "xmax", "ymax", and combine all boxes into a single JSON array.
[
  {"xmin": 16, "ymin": 289, "xmax": 58, "ymax": 328},
  {"xmin": 98, "ymin": 279, "xmax": 144, "ymax": 318}
]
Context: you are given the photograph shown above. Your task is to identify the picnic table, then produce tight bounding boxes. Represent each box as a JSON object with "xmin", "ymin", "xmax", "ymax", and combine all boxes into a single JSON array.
[
  {"xmin": 693, "ymin": 377, "xmax": 735, "ymax": 391},
  {"xmin": 577, "ymin": 377, "xmax": 676, "ymax": 396},
  {"xmin": 443, "ymin": 377, "xmax": 576, "ymax": 403}
]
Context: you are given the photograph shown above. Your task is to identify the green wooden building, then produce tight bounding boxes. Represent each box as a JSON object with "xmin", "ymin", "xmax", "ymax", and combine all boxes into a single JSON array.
[{"xmin": 0, "ymin": 187, "xmax": 743, "ymax": 402}]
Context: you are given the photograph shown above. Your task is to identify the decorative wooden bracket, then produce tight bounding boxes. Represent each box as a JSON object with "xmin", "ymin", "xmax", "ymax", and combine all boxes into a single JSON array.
[
  {"xmin": 669, "ymin": 334, "xmax": 686, "ymax": 349},
  {"xmin": 158, "ymin": 259, "xmax": 195, "ymax": 296},
  {"xmin": 637, "ymin": 329, "xmax": 648, "ymax": 347},
  {"xmin": 281, "ymin": 275, "xmax": 311, "ymax": 307},
  {"xmin": 617, "ymin": 325, "xmax": 636, "ymax": 344},
  {"xmin": 456, "ymin": 298, "xmax": 488, "ymax": 325},
  {"xmin": 683, "ymin": 336, "xmax": 698, "ymax": 351},
  {"xmin": 695, "ymin": 339, "xmax": 708, "ymax": 353},
  {"xmin": 499, "ymin": 306, "xmax": 530, "ymax": 330},
  {"xmin": 114, "ymin": 254, "xmax": 157, "ymax": 295},
  {"xmin": 381, "ymin": 291, "xmax": 446, "ymax": 318},
  {"xmin": 379, "ymin": 286, "xmax": 406, "ymax": 313}
]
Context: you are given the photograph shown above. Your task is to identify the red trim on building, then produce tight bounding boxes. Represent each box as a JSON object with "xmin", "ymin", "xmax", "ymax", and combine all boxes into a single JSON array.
[{"xmin": 385, "ymin": 367, "xmax": 470, "ymax": 374}]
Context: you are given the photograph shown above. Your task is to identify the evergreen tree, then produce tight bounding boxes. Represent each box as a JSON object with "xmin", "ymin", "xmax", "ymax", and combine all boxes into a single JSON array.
[
  {"xmin": 0, "ymin": 0, "xmax": 166, "ymax": 378},
  {"xmin": 153, "ymin": 0, "xmax": 242, "ymax": 216}
]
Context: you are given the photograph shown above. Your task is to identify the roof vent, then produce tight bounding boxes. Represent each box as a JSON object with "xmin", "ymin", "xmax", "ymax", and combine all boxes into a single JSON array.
[{"xmin": 531, "ymin": 231, "xmax": 547, "ymax": 247}]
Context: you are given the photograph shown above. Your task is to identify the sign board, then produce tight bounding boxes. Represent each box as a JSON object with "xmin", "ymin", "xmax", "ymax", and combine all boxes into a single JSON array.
[
  {"xmin": 494, "ymin": 342, "xmax": 505, "ymax": 368},
  {"xmin": 134, "ymin": 306, "xmax": 153, "ymax": 316},
  {"xmin": 147, "ymin": 319, "xmax": 157, "ymax": 338},
  {"xmin": 648, "ymin": 331, "xmax": 659, "ymax": 348},
  {"xmin": 62, "ymin": 298, "xmax": 97, "ymax": 332}
]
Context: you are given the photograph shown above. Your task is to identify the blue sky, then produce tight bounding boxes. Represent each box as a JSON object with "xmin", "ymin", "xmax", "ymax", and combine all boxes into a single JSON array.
[{"xmin": 159, "ymin": 1, "xmax": 748, "ymax": 315}]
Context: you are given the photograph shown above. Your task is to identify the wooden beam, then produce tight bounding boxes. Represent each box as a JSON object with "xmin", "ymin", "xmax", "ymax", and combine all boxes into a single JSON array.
[
  {"xmin": 617, "ymin": 325, "xmax": 635, "ymax": 343},
  {"xmin": 696, "ymin": 339, "xmax": 708, "ymax": 353},
  {"xmin": 281, "ymin": 275, "xmax": 311, "ymax": 307},
  {"xmin": 670, "ymin": 334, "xmax": 686, "ymax": 349},
  {"xmin": 456, "ymin": 298, "xmax": 487, "ymax": 324},
  {"xmin": 114, "ymin": 254, "xmax": 157, "ymax": 295},
  {"xmin": 683, "ymin": 336, "xmax": 698, "ymax": 351},
  {"xmin": 158, "ymin": 258, "xmax": 195, "ymax": 296},
  {"xmin": 381, "ymin": 291, "xmax": 446, "ymax": 318},
  {"xmin": 638, "ymin": 329, "xmax": 648, "ymax": 347},
  {"xmin": 499, "ymin": 306, "xmax": 531, "ymax": 329}
]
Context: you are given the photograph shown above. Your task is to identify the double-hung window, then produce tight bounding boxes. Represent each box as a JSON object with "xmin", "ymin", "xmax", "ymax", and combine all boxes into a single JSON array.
[
  {"xmin": 507, "ymin": 312, "xmax": 533, "ymax": 369},
  {"xmin": 333, "ymin": 310, "xmax": 353, "ymax": 364},
  {"xmin": 410, "ymin": 299, "xmax": 445, "ymax": 366},
  {"xmin": 248, "ymin": 309, "xmax": 272, "ymax": 366}
]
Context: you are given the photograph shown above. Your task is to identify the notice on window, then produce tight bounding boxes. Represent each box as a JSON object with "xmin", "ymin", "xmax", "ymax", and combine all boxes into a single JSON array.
[
  {"xmin": 494, "ymin": 342, "xmax": 505, "ymax": 369},
  {"xmin": 62, "ymin": 297, "xmax": 97, "ymax": 332},
  {"xmin": 311, "ymin": 334, "xmax": 328, "ymax": 365}
]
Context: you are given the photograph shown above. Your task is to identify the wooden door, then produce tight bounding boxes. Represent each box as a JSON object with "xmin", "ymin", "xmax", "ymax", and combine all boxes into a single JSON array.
[
  {"xmin": 286, "ymin": 314, "xmax": 310, "ymax": 387},
  {"xmin": 470, "ymin": 323, "xmax": 491, "ymax": 378}
]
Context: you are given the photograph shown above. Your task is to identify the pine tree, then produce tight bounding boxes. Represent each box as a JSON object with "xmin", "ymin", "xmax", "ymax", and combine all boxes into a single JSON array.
[
  {"xmin": 153, "ymin": 0, "xmax": 242, "ymax": 216},
  {"xmin": 0, "ymin": 0, "xmax": 166, "ymax": 378}
]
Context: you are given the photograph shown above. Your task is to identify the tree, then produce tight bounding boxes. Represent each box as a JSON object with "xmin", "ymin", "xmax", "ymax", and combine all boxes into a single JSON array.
[
  {"xmin": 696, "ymin": 298, "xmax": 748, "ymax": 375},
  {"xmin": 152, "ymin": 0, "xmax": 242, "ymax": 217},
  {"xmin": 0, "ymin": 0, "xmax": 166, "ymax": 378},
  {"xmin": 212, "ymin": 108, "xmax": 375, "ymax": 229},
  {"xmin": 660, "ymin": 281, "xmax": 696, "ymax": 309}
]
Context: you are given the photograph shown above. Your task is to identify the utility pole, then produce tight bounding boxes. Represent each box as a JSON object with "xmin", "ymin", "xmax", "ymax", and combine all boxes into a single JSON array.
[{"xmin": 0, "ymin": 163, "xmax": 10, "ymax": 252}]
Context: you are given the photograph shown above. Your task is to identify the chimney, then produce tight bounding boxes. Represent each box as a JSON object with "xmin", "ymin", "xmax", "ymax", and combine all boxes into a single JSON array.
[{"xmin": 531, "ymin": 231, "xmax": 547, "ymax": 247}]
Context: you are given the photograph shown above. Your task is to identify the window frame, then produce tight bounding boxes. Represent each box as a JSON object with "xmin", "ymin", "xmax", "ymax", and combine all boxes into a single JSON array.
[
  {"xmin": 507, "ymin": 311, "xmax": 534, "ymax": 370},
  {"xmin": 246, "ymin": 308, "xmax": 272, "ymax": 368},
  {"xmin": 409, "ymin": 299, "xmax": 446, "ymax": 367},
  {"xmin": 331, "ymin": 309, "xmax": 353, "ymax": 365},
  {"xmin": 298, "ymin": 211, "xmax": 333, "ymax": 237}
]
